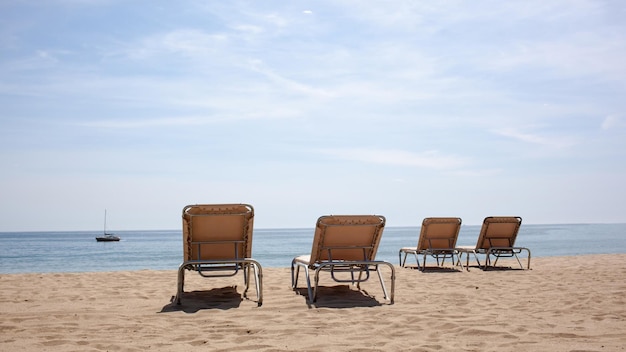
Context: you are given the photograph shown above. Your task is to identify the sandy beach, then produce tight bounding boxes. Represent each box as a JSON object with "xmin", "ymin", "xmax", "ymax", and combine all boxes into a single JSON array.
[{"xmin": 1, "ymin": 254, "xmax": 625, "ymax": 351}]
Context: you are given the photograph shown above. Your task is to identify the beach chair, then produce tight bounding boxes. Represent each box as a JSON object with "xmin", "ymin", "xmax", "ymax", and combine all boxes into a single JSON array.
[
  {"xmin": 399, "ymin": 217, "xmax": 463, "ymax": 271},
  {"xmin": 291, "ymin": 215, "xmax": 395, "ymax": 304},
  {"xmin": 175, "ymin": 204, "xmax": 263, "ymax": 306},
  {"xmin": 456, "ymin": 216, "xmax": 530, "ymax": 270}
]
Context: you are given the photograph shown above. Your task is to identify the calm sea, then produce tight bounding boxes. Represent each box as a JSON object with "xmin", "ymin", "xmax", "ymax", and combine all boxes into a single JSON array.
[{"xmin": 1, "ymin": 224, "xmax": 625, "ymax": 274}]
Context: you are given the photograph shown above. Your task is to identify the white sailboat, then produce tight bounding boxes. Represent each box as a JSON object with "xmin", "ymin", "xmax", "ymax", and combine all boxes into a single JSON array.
[{"xmin": 95, "ymin": 209, "xmax": 120, "ymax": 242}]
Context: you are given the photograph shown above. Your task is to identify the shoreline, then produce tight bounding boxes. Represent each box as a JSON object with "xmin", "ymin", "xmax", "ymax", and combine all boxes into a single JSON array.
[
  {"xmin": 0, "ymin": 251, "xmax": 619, "ymax": 275},
  {"xmin": 2, "ymin": 254, "xmax": 625, "ymax": 351}
]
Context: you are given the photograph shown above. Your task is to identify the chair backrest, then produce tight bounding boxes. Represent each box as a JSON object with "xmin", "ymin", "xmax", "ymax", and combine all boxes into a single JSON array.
[
  {"xmin": 308, "ymin": 215, "xmax": 386, "ymax": 264},
  {"xmin": 182, "ymin": 204, "xmax": 254, "ymax": 261},
  {"xmin": 417, "ymin": 217, "xmax": 462, "ymax": 250},
  {"xmin": 474, "ymin": 216, "xmax": 522, "ymax": 250}
]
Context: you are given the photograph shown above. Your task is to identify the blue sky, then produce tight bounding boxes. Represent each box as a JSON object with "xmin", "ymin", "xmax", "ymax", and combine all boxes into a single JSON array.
[{"xmin": 1, "ymin": 0, "xmax": 625, "ymax": 231}]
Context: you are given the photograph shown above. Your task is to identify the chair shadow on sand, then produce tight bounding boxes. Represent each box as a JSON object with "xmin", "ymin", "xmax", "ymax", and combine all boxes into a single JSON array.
[
  {"xmin": 481, "ymin": 264, "xmax": 530, "ymax": 271},
  {"xmin": 160, "ymin": 286, "xmax": 246, "ymax": 314},
  {"xmin": 402, "ymin": 265, "xmax": 463, "ymax": 273},
  {"xmin": 403, "ymin": 263, "xmax": 526, "ymax": 272},
  {"xmin": 294, "ymin": 285, "xmax": 382, "ymax": 309}
]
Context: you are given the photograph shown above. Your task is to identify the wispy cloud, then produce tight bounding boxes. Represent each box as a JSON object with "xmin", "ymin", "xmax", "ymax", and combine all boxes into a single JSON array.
[
  {"xmin": 74, "ymin": 108, "xmax": 302, "ymax": 128},
  {"xmin": 75, "ymin": 116, "xmax": 217, "ymax": 129},
  {"xmin": 486, "ymin": 36, "xmax": 626, "ymax": 81},
  {"xmin": 124, "ymin": 29, "xmax": 229, "ymax": 60},
  {"xmin": 491, "ymin": 127, "xmax": 577, "ymax": 149},
  {"xmin": 601, "ymin": 115, "xmax": 626, "ymax": 130},
  {"xmin": 317, "ymin": 148, "xmax": 469, "ymax": 170},
  {"xmin": 245, "ymin": 59, "xmax": 335, "ymax": 99}
]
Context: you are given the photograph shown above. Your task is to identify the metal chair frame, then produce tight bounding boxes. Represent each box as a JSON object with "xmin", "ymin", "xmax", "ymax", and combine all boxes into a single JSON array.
[
  {"xmin": 291, "ymin": 216, "xmax": 395, "ymax": 304},
  {"xmin": 175, "ymin": 204, "xmax": 263, "ymax": 306}
]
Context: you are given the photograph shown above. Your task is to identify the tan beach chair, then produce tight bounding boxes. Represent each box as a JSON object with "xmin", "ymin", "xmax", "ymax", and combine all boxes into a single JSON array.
[
  {"xmin": 456, "ymin": 216, "xmax": 530, "ymax": 270},
  {"xmin": 175, "ymin": 204, "xmax": 263, "ymax": 306},
  {"xmin": 399, "ymin": 217, "xmax": 463, "ymax": 271},
  {"xmin": 291, "ymin": 215, "xmax": 395, "ymax": 304}
]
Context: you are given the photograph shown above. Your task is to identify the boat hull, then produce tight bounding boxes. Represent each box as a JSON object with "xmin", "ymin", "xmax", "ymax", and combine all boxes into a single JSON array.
[{"xmin": 95, "ymin": 235, "xmax": 120, "ymax": 242}]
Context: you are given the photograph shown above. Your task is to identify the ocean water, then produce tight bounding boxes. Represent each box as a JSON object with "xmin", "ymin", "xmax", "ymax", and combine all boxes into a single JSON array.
[{"xmin": 1, "ymin": 224, "xmax": 625, "ymax": 274}]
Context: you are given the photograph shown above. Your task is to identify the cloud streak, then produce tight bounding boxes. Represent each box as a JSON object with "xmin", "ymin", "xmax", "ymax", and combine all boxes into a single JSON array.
[
  {"xmin": 491, "ymin": 127, "xmax": 577, "ymax": 149},
  {"xmin": 317, "ymin": 148, "xmax": 469, "ymax": 170}
]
